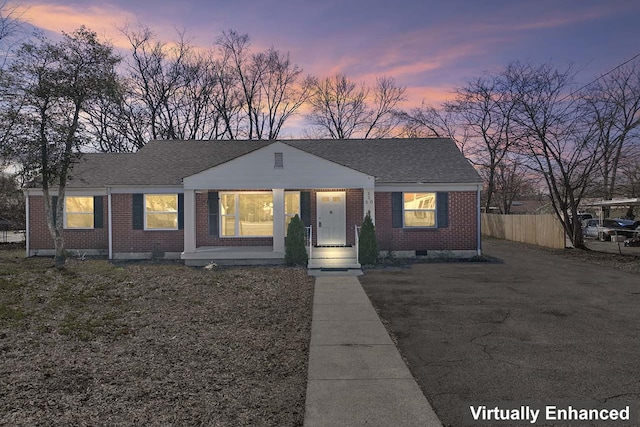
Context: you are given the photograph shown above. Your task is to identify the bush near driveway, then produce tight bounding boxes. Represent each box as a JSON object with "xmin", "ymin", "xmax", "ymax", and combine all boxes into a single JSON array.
[{"xmin": 0, "ymin": 250, "xmax": 313, "ymax": 426}]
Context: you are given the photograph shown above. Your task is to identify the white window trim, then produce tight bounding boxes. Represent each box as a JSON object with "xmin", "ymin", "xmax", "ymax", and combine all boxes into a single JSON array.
[
  {"xmin": 219, "ymin": 191, "xmax": 273, "ymax": 238},
  {"xmin": 219, "ymin": 191, "xmax": 300, "ymax": 238},
  {"xmin": 284, "ymin": 191, "xmax": 301, "ymax": 236},
  {"xmin": 144, "ymin": 194, "xmax": 178, "ymax": 231},
  {"xmin": 403, "ymin": 192, "xmax": 437, "ymax": 228},
  {"xmin": 64, "ymin": 196, "xmax": 94, "ymax": 230}
]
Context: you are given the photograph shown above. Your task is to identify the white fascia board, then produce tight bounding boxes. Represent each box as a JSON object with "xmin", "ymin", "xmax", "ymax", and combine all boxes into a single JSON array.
[
  {"xmin": 109, "ymin": 186, "xmax": 184, "ymax": 194},
  {"xmin": 24, "ymin": 188, "xmax": 108, "ymax": 196},
  {"xmin": 374, "ymin": 182, "xmax": 483, "ymax": 192},
  {"xmin": 183, "ymin": 141, "xmax": 373, "ymax": 190}
]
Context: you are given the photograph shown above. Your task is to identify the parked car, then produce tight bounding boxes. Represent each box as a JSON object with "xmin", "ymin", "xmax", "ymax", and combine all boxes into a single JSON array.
[
  {"xmin": 583, "ymin": 218, "xmax": 640, "ymax": 241},
  {"xmin": 582, "ymin": 218, "xmax": 601, "ymax": 238}
]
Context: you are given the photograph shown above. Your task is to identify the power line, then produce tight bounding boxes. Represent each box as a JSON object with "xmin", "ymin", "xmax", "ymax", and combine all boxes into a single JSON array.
[{"xmin": 564, "ymin": 51, "xmax": 640, "ymax": 100}]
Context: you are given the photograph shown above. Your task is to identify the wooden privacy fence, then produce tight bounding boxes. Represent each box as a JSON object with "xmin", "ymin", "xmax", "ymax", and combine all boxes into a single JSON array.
[{"xmin": 481, "ymin": 214, "xmax": 566, "ymax": 249}]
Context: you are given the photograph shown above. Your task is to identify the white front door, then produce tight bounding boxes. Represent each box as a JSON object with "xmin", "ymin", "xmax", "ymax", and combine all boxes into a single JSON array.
[{"xmin": 317, "ymin": 191, "xmax": 346, "ymax": 246}]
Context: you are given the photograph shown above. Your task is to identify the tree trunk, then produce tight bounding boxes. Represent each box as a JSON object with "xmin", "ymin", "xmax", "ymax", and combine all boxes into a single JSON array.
[{"xmin": 54, "ymin": 232, "xmax": 66, "ymax": 268}]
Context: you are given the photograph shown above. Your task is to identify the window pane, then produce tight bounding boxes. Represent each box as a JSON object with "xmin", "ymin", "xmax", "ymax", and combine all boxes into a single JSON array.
[
  {"xmin": 404, "ymin": 193, "xmax": 435, "ymax": 210},
  {"xmin": 147, "ymin": 213, "xmax": 178, "ymax": 229},
  {"xmin": 238, "ymin": 194, "xmax": 273, "ymax": 236},
  {"xmin": 66, "ymin": 196, "xmax": 93, "ymax": 213},
  {"xmin": 146, "ymin": 195, "xmax": 177, "ymax": 212},
  {"xmin": 285, "ymin": 192, "xmax": 300, "ymax": 215},
  {"xmin": 220, "ymin": 194, "xmax": 236, "ymax": 215},
  {"xmin": 66, "ymin": 213, "xmax": 93, "ymax": 228},
  {"xmin": 405, "ymin": 211, "xmax": 435, "ymax": 227},
  {"xmin": 221, "ymin": 215, "xmax": 236, "ymax": 236}
]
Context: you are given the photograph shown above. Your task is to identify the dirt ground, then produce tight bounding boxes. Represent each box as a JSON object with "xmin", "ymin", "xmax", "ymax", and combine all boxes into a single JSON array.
[
  {"xmin": 0, "ymin": 251, "xmax": 313, "ymax": 426},
  {"xmin": 360, "ymin": 238, "xmax": 640, "ymax": 427}
]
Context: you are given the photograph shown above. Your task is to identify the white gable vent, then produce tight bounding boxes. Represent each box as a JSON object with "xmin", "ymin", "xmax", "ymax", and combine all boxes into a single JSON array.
[{"xmin": 274, "ymin": 152, "xmax": 284, "ymax": 168}]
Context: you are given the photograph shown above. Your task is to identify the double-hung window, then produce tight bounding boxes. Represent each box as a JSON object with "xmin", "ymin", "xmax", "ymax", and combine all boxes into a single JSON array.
[
  {"xmin": 64, "ymin": 196, "xmax": 94, "ymax": 229},
  {"xmin": 145, "ymin": 194, "xmax": 178, "ymax": 230},
  {"xmin": 221, "ymin": 192, "xmax": 273, "ymax": 237},
  {"xmin": 219, "ymin": 191, "xmax": 300, "ymax": 237},
  {"xmin": 404, "ymin": 193, "xmax": 436, "ymax": 227}
]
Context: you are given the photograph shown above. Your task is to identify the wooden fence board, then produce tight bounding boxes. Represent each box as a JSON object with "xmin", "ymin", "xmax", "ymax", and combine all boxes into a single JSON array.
[{"xmin": 481, "ymin": 214, "xmax": 565, "ymax": 249}]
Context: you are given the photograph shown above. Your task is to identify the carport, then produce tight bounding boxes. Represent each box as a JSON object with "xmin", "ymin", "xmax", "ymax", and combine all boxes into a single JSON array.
[
  {"xmin": 586, "ymin": 197, "xmax": 640, "ymax": 219},
  {"xmin": 584, "ymin": 198, "xmax": 640, "ymax": 249}
]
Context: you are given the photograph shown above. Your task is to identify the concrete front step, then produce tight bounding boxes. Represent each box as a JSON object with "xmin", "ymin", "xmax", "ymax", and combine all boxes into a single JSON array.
[{"xmin": 308, "ymin": 258, "xmax": 361, "ymax": 269}]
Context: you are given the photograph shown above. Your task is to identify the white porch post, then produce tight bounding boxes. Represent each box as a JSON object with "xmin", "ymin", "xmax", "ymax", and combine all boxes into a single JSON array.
[
  {"xmin": 364, "ymin": 187, "xmax": 375, "ymax": 224},
  {"xmin": 184, "ymin": 189, "xmax": 196, "ymax": 254},
  {"xmin": 272, "ymin": 189, "xmax": 285, "ymax": 253}
]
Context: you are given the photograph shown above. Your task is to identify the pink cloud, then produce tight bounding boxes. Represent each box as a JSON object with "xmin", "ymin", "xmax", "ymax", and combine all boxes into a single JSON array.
[{"xmin": 11, "ymin": 2, "xmax": 137, "ymax": 48}]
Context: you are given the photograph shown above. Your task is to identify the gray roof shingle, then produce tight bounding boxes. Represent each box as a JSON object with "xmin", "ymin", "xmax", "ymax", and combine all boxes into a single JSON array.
[{"xmin": 62, "ymin": 138, "xmax": 481, "ymax": 188}]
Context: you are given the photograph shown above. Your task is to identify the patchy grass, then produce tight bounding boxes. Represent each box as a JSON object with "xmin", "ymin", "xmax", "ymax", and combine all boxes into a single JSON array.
[{"xmin": 0, "ymin": 250, "xmax": 313, "ymax": 426}]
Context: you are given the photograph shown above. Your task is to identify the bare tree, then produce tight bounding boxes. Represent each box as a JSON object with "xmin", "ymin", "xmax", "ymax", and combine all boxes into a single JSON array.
[
  {"xmin": 253, "ymin": 48, "xmax": 308, "ymax": 139},
  {"xmin": 1, "ymin": 27, "xmax": 120, "ymax": 267},
  {"xmin": 305, "ymin": 74, "xmax": 405, "ymax": 139},
  {"xmin": 585, "ymin": 60, "xmax": 640, "ymax": 201},
  {"xmin": 445, "ymin": 74, "xmax": 519, "ymax": 212},
  {"xmin": 507, "ymin": 62, "xmax": 602, "ymax": 248},
  {"xmin": 492, "ymin": 155, "xmax": 535, "ymax": 214},
  {"xmin": 0, "ymin": 1, "xmax": 25, "ymax": 67}
]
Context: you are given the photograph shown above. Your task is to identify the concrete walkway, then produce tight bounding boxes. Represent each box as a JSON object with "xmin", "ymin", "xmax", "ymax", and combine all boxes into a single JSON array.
[{"xmin": 303, "ymin": 274, "xmax": 442, "ymax": 427}]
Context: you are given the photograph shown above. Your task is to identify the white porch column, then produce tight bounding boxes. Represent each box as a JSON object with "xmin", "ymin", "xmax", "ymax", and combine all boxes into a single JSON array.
[
  {"xmin": 272, "ymin": 189, "xmax": 285, "ymax": 253},
  {"xmin": 364, "ymin": 187, "xmax": 375, "ymax": 224},
  {"xmin": 183, "ymin": 189, "xmax": 196, "ymax": 254}
]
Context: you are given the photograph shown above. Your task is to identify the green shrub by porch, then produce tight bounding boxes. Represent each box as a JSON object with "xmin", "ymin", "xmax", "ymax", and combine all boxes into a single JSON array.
[
  {"xmin": 285, "ymin": 214, "xmax": 308, "ymax": 266},
  {"xmin": 358, "ymin": 213, "xmax": 378, "ymax": 265}
]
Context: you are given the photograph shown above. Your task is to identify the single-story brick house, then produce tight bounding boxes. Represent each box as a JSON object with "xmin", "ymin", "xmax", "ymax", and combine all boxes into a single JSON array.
[{"xmin": 25, "ymin": 138, "xmax": 483, "ymax": 268}]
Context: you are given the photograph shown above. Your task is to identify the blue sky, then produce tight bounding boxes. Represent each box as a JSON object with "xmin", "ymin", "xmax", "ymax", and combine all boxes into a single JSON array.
[{"xmin": 11, "ymin": 0, "xmax": 640, "ymax": 106}]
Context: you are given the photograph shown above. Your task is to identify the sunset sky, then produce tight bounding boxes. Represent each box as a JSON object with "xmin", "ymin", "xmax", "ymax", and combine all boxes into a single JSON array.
[{"xmin": 10, "ymin": 0, "xmax": 640, "ymax": 108}]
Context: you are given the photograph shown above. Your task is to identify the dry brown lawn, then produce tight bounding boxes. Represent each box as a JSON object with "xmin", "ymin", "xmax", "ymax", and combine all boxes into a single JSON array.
[{"xmin": 0, "ymin": 249, "xmax": 313, "ymax": 426}]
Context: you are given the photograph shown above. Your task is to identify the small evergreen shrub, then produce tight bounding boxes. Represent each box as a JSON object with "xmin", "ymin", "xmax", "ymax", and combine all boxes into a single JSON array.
[
  {"xmin": 285, "ymin": 214, "xmax": 308, "ymax": 266},
  {"xmin": 358, "ymin": 213, "xmax": 378, "ymax": 265}
]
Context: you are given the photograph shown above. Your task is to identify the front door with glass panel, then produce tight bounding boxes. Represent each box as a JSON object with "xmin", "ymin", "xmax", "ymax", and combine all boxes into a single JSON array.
[{"xmin": 316, "ymin": 191, "xmax": 346, "ymax": 246}]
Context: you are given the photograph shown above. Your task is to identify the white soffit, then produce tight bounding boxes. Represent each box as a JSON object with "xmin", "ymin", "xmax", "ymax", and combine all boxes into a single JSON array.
[{"xmin": 183, "ymin": 141, "xmax": 374, "ymax": 189}]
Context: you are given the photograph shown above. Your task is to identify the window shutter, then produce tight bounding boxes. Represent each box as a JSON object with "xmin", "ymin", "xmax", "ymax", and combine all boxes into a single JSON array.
[
  {"xmin": 300, "ymin": 191, "xmax": 311, "ymax": 227},
  {"xmin": 391, "ymin": 192, "xmax": 403, "ymax": 228},
  {"xmin": 178, "ymin": 193, "xmax": 184, "ymax": 230},
  {"xmin": 208, "ymin": 192, "xmax": 219, "ymax": 236},
  {"xmin": 52, "ymin": 196, "xmax": 58, "ymax": 226},
  {"xmin": 437, "ymin": 192, "xmax": 449, "ymax": 228},
  {"xmin": 132, "ymin": 193, "xmax": 144, "ymax": 230},
  {"xmin": 94, "ymin": 196, "xmax": 104, "ymax": 229}
]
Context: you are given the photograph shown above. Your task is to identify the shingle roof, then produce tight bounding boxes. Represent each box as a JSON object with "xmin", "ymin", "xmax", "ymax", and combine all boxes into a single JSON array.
[{"xmin": 62, "ymin": 138, "xmax": 481, "ymax": 188}]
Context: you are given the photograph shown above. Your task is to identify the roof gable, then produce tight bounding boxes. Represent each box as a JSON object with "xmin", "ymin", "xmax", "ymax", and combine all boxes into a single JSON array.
[{"xmin": 183, "ymin": 141, "xmax": 373, "ymax": 190}]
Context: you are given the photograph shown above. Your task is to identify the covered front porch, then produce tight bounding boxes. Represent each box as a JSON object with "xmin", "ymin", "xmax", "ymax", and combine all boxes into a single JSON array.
[
  {"xmin": 179, "ymin": 141, "xmax": 374, "ymax": 268},
  {"xmin": 181, "ymin": 238, "xmax": 361, "ymax": 269}
]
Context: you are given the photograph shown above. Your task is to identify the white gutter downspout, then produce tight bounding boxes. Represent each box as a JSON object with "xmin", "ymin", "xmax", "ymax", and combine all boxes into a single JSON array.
[
  {"xmin": 477, "ymin": 184, "xmax": 482, "ymax": 256},
  {"xmin": 107, "ymin": 187, "xmax": 113, "ymax": 260},
  {"xmin": 25, "ymin": 190, "xmax": 30, "ymax": 257}
]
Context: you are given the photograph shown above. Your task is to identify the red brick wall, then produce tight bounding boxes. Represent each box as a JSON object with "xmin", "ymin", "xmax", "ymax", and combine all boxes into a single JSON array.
[
  {"xmin": 374, "ymin": 191, "xmax": 478, "ymax": 251},
  {"xmin": 111, "ymin": 194, "xmax": 184, "ymax": 254},
  {"xmin": 28, "ymin": 195, "xmax": 108, "ymax": 250}
]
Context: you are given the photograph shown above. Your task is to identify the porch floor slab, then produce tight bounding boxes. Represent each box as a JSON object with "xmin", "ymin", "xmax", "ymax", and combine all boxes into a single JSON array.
[{"xmin": 182, "ymin": 246, "xmax": 285, "ymax": 266}]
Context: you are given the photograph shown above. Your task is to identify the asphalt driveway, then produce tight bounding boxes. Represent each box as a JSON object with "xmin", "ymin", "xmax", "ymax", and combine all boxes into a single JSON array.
[{"xmin": 360, "ymin": 238, "xmax": 640, "ymax": 427}]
